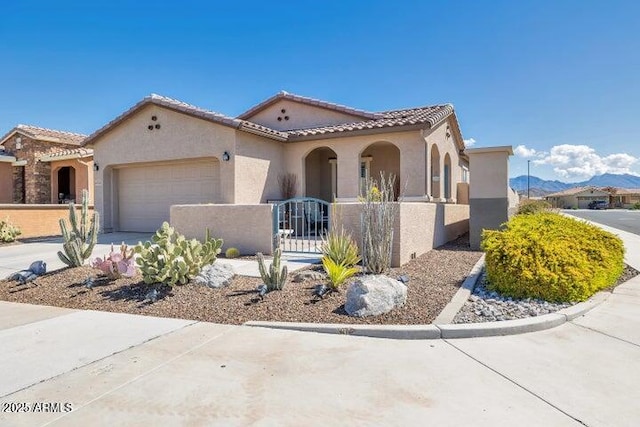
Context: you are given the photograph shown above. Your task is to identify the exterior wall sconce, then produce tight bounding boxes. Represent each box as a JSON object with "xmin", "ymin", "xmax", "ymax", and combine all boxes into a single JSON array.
[
  {"xmin": 222, "ymin": 151, "xmax": 231, "ymax": 162},
  {"xmin": 93, "ymin": 162, "xmax": 99, "ymax": 171},
  {"xmin": 15, "ymin": 136, "xmax": 22, "ymax": 149}
]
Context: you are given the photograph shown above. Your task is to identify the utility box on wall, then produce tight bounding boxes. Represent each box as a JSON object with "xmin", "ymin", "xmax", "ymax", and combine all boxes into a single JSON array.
[{"xmin": 466, "ymin": 146, "xmax": 514, "ymax": 250}]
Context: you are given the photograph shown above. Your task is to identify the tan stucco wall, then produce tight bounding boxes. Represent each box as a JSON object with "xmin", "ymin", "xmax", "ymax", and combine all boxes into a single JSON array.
[
  {"xmin": 329, "ymin": 202, "xmax": 469, "ymax": 267},
  {"xmin": 457, "ymin": 182, "xmax": 469, "ymax": 204},
  {"xmin": 246, "ymin": 99, "xmax": 366, "ymax": 131},
  {"xmin": 49, "ymin": 158, "xmax": 94, "ymax": 204},
  {"xmin": 0, "ymin": 163, "xmax": 12, "ymax": 203},
  {"xmin": 90, "ymin": 105, "xmax": 236, "ymax": 231},
  {"xmin": 0, "ymin": 204, "xmax": 94, "ymax": 238},
  {"xmin": 170, "ymin": 204, "xmax": 274, "ymax": 255},
  {"xmin": 234, "ymin": 132, "xmax": 285, "ymax": 203},
  {"xmin": 468, "ymin": 151, "xmax": 510, "ymax": 199},
  {"xmin": 423, "ymin": 118, "xmax": 464, "ymax": 202}
]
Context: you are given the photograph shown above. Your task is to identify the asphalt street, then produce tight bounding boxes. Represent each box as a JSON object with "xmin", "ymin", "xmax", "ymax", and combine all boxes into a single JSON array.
[{"xmin": 563, "ymin": 209, "xmax": 640, "ymax": 236}]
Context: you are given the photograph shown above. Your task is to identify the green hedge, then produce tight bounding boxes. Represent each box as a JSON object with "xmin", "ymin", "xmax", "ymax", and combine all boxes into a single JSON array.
[{"xmin": 481, "ymin": 212, "xmax": 624, "ymax": 302}]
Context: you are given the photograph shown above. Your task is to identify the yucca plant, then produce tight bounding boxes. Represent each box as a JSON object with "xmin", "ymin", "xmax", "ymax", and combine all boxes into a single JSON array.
[{"xmin": 322, "ymin": 257, "xmax": 359, "ymax": 291}]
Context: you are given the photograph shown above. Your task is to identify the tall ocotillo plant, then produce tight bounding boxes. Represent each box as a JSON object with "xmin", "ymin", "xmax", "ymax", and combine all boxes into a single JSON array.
[
  {"xmin": 57, "ymin": 189, "xmax": 99, "ymax": 267},
  {"xmin": 256, "ymin": 247, "xmax": 288, "ymax": 291},
  {"xmin": 360, "ymin": 172, "xmax": 399, "ymax": 274}
]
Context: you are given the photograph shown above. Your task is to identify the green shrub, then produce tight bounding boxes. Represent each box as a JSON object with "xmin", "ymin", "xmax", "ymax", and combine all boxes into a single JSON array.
[
  {"xmin": 517, "ymin": 199, "xmax": 552, "ymax": 215},
  {"xmin": 631, "ymin": 202, "xmax": 640, "ymax": 210},
  {"xmin": 225, "ymin": 247, "xmax": 240, "ymax": 258},
  {"xmin": 482, "ymin": 212, "xmax": 624, "ymax": 302},
  {"xmin": 135, "ymin": 222, "xmax": 223, "ymax": 287},
  {"xmin": 0, "ymin": 219, "xmax": 21, "ymax": 243}
]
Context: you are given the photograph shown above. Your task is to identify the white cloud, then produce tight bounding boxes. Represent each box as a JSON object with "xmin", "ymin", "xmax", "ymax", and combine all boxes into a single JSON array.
[
  {"xmin": 463, "ymin": 138, "xmax": 476, "ymax": 147},
  {"xmin": 514, "ymin": 144, "xmax": 545, "ymax": 158},
  {"xmin": 532, "ymin": 144, "xmax": 639, "ymax": 179}
]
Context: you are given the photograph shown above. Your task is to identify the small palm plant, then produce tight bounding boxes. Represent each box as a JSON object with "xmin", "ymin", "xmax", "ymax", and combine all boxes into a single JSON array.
[{"xmin": 322, "ymin": 257, "xmax": 359, "ymax": 291}]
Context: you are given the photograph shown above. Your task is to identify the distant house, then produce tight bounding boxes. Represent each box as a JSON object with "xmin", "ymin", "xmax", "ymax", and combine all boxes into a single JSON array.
[
  {"xmin": 545, "ymin": 187, "xmax": 610, "ymax": 209},
  {"xmin": 0, "ymin": 125, "xmax": 93, "ymax": 204},
  {"xmin": 82, "ymin": 92, "xmax": 471, "ymax": 232},
  {"xmin": 617, "ymin": 188, "xmax": 640, "ymax": 208}
]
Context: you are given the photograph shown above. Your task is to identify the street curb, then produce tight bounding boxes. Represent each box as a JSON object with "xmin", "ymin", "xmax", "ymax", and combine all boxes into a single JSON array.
[
  {"xmin": 246, "ymin": 287, "xmax": 611, "ymax": 339},
  {"xmin": 244, "ymin": 321, "xmax": 441, "ymax": 340},
  {"xmin": 432, "ymin": 255, "xmax": 485, "ymax": 324}
]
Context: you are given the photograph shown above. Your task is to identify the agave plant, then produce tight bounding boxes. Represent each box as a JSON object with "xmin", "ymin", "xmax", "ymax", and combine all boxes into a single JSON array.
[{"xmin": 322, "ymin": 257, "xmax": 359, "ymax": 291}]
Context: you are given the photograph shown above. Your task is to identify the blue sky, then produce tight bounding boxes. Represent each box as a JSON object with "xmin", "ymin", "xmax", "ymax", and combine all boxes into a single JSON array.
[{"xmin": 1, "ymin": 0, "xmax": 638, "ymax": 181}]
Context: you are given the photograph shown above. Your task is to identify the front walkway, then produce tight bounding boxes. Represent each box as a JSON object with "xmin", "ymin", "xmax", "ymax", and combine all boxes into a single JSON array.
[{"xmin": 0, "ymin": 224, "xmax": 639, "ymax": 426}]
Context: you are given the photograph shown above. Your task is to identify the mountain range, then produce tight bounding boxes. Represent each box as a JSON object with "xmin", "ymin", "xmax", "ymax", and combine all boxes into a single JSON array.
[{"xmin": 509, "ymin": 173, "xmax": 640, "ymax": 195}]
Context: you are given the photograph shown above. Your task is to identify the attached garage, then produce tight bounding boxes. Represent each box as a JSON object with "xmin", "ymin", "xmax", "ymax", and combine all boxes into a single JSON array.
[{"xmin": 117, "ymin": 159, "xmax": 220, "ymax": 232}]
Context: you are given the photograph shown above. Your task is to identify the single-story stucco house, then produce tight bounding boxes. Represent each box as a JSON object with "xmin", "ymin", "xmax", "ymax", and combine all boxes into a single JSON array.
[
  {"xmin": 82, "ymin": 91, "xmax": 471, "ymax": 233},
  {"xmin": 545, "ymin": 187, "xmax": 611, "ymax": 209},
  {"xmin": 0, "ymin": 125, "xmax": 94, "ymax": 204}
]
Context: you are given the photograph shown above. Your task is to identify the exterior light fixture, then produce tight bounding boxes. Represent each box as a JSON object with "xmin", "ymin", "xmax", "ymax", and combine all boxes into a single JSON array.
[
  {"xmin": 93, "ymin": 162, "xmax": 99, "ymax": 171},
  {"xmin": 222, "ymin": 151, "xmax": 231, "ymax": 162}
]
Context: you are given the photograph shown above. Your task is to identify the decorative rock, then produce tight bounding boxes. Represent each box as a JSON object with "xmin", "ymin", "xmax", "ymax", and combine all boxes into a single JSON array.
[
  {"xmin": 29, "ymin": 261, "xmax": 47, "ymax": 275},
  {"xmin": 292, "ymin": 270, "xmax": 325, "ymax": 283},
  {"xmin": 344, "ymin": 275, "xmax": 407, "ymax": 317},
  {"xmin": 453, "ymin": 273, "xmax": 574, "ymax": 324},
  {"xmin": 195, "ymin": 263, "xmax": 236, "ymax": 289}
]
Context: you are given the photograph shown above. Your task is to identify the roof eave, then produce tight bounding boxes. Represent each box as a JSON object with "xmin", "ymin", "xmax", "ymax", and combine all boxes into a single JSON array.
[
  {"xmin": 39, "ymin": 152, "xmax": 93, "ymax": 162},
  {"xmin": 287, "ymin": 123, "xmax": 428, "ymax": 142}
]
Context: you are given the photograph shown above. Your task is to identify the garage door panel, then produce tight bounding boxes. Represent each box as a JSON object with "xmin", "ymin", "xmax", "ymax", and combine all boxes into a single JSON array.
[{"xmin": 118, "ymin": 161, "xmax": 220, "ymax": 232}]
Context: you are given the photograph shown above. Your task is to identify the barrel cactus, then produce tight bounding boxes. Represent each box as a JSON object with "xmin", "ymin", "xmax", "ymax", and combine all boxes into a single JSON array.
[{"xmin": 57, "ymin": 189, "xmax": 99, "ymax": 267}]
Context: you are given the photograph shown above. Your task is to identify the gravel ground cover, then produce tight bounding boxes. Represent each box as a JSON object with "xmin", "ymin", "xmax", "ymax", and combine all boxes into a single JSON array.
[
  {"xmin": 0, "ymin": 235, "xmax": 481, "ymax": 325},
  {"xmin": 454, "ymin": 264, "xmax": 639, "ymax": 323}
]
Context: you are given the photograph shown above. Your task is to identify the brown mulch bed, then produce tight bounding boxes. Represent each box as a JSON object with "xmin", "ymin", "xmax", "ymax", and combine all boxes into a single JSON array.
[{"xmin": 0, "ymin": 235, "xmax": 482, "ymax": 325}]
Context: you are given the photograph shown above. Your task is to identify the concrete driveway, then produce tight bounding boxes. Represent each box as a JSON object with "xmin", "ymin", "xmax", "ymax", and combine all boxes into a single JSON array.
[{"xmin": 0, "ymin": 232, "xmax": 153, "ymax": 279}]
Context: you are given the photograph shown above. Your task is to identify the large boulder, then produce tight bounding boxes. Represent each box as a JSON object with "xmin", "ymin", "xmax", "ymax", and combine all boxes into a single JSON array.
[
  {"xmin": 195, "ymin": 263, "xmax": 236, "ymax": 289},
  {"xmin": 345, "ymin": 275, "xmax": 407, "ymax": 317}
]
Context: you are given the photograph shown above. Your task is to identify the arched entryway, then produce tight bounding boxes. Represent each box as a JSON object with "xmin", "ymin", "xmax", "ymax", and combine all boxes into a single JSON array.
[
  {"xmin": 430, "ymin": 145, "xmax": 441, "ymax": 199},
  {"xmin": 56, "ymin": 166, "xmax": 76, "ymax": 203},
  {"xmin": 444, "ymin": 153, "xmax": 452, "ymax": 200},
  {"xmin": 304, "ymin": 147, "xmax": 337, "ymax": 202},
  {"xmin": 360, "ymin": 141, "xmax": 400, "ymax": 199}
]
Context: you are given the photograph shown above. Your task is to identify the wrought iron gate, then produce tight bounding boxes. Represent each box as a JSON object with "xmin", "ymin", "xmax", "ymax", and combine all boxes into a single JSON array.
[{"xmin": 272, "ymin": 197, "xmax": 331, "ymax": 253}]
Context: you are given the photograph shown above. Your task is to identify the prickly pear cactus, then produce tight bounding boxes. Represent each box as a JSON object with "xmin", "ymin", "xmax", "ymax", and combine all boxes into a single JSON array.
[{"xmin": 134, "ymin": 222, "xmax": 223, "ymax": 287}]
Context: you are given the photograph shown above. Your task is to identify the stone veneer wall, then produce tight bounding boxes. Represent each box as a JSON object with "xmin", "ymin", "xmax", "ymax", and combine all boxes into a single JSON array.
[{"xmin": 2, "ymin": 134, "xmax": 73, "ymax": 204}]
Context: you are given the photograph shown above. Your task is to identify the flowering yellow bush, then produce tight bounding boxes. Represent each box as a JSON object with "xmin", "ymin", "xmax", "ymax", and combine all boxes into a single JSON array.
[{"xmin": 481, "ymin": 212, "xmax": 624, "ymax": 302}]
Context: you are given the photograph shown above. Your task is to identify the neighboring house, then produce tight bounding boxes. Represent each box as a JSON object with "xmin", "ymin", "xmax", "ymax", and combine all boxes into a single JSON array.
[
  {"xmin": 616, "ymin": 188, "xmax": 640, "ymax": 208},
  {"xmin": 0, "ymin": 125, "xmax": 94, "ymax": 204},
  {"xmin": 82, "ymin": 91, "xmax": 470, "ymax": 232},
  {"xmin": 545, "ymin": 187, "xmax": 611, "ymax": 209}
]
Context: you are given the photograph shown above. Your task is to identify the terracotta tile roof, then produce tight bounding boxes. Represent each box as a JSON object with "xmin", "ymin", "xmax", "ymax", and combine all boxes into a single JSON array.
[
  {"xmin": 617, "ymin": 188, "xmax": 640, "ymax": 195},
  {"xmin": 38, "ymin": 147, "xmax": 93, "ymax": 162},
  {"xmin": 237, "ymin": 91, "xmax": 384, "ymax": 120},
  {"xmin": 546, "ymin": 186, "xmax": 609, "ymax": 197},
  {"xmin": 83, "ymin": 93, "xmax": 463, "ymax": 147},
  {"xmin": 0, "ymin": 124, "xmax": 86, "ymax": 146},
  {"xmin": 286, "ymin": 104, "xmax": 454, "ymax": 138}
]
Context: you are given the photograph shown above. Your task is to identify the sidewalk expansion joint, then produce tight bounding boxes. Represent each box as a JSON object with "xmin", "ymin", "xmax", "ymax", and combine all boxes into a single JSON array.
[
  {"xmin": 443, "ymin": 339, "xmax": 588, "ymax": 426},
  {"xmin": 570, "ymin": 322, "xmax": 640, "ymax": 349}
]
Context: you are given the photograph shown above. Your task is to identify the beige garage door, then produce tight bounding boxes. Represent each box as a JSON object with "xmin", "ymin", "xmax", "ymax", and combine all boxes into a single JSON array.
[{"xmin": 118, "ymin": 160, "xmax": 220, "ymax": 232}]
